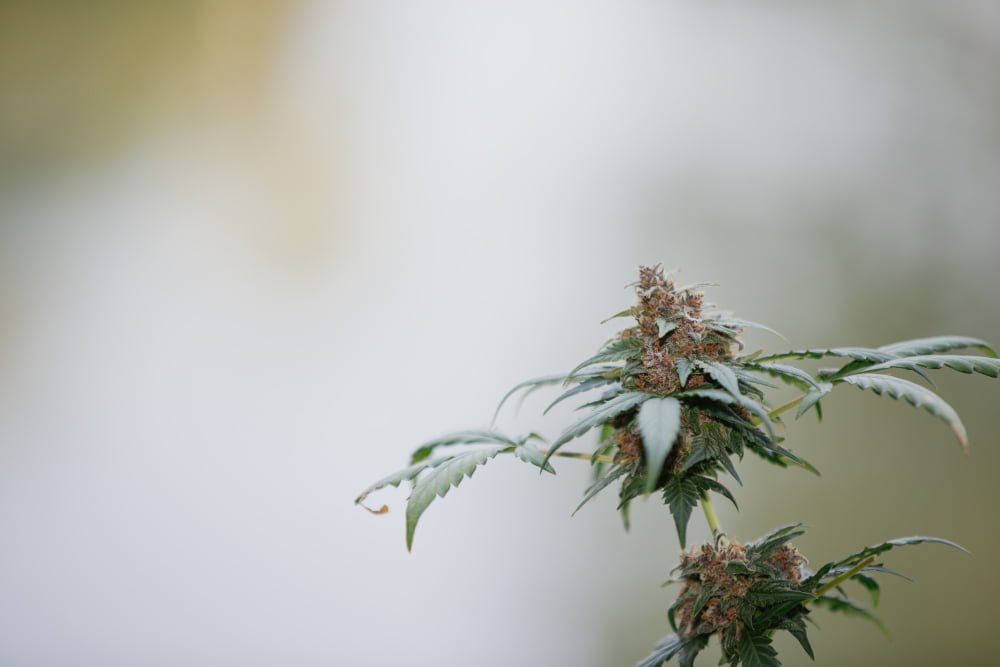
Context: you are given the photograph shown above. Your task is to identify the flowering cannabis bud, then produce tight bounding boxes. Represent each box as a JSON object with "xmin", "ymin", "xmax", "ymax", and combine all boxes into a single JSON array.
[{"xmin": 358, "ymin": 264, "xmax": 995, "ymax": 666}]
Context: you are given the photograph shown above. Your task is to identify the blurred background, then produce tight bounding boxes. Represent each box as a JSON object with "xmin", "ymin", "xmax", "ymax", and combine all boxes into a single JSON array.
[{"xmin": 1, "ymin": 1, "xmax": 999, "ymax": 665}]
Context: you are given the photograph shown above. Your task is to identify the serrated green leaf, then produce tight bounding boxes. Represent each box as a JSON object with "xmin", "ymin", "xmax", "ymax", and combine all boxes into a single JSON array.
[
  {"xmin": 547, "ymin": 391, "xmax": 653, "ymax": 459},
  {"xmin": 839, "ymin": 374, "xmax": 969, "ymax": 452},
  {"xmin": 512, "ymin": 442, "xmax": 556, "ymax": 474},
  {"xmin": 694, "ymin": 359, "xmax": 743, "ymax": 399},
  {"xmin": 635, "ymin": 633, "xmax": 684, "ymax": 667},
  {"xmin": 852, "ymin": 573, "xmax": 880, "ymax": 607},
  {"xmin": 410, "ymin": 429, "xmax": 519, "ymax": 464},
  {"xmin": 566, "ymin": 337, "xmax": 643, "ymax": 380},
  {"xmin": 737, "ymin": 632, "xmax": 780, "ymax": 667},
  {"xmin": 637, "ymin": 397, "xmax": 683, "ymax": 493},
  {"xmin": 744, "ymin": 362, "xmax": 821, "ymax": 391},
  {"xmin": 405, "ymin": 446, "xmax": 506, "ymax": 550},
  {"xmin": 879, "ymin": 335, "xmax": 997, "ymax": 358},
  {"xmin": 678, "ymin": 388, "xmax": 776, "ymax": 436},
  {"xmin": 355, "ymin": 459, "xmax": 436, "ymax": 506},
  {"xmin": 663, "ymin": 476, "xmax": 700, "ymax": 547},
  {"xmin": 845, "ymin": 355, "xmax": 1000, "ymax": 380},
  {"xmin": 543, "ymin": 376, "xmax": 619, "ymax": 415},
  {"xmin": 756, "ymin": 347, "xmax": 895, "ymax": 364},
  {"xmin": 777, "ymin": 617, "xmax": 814, "ymax": 660},
  {"xmin": 697, "ymin": 476, "xmax": 738, "ymax": 509}
]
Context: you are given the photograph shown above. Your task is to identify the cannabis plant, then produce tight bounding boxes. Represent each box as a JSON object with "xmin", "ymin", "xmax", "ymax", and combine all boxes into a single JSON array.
[{"xmin": 357, "ymin": 264, "xmax": 997, "ymax": 666}]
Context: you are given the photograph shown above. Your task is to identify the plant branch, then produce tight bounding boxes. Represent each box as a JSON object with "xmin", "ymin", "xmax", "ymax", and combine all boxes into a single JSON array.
[
  {"xmin": 544, "ymin": 450, "xmax": 614, "ymax": 464},
  {"xmin": 768, "ymin": 394, "xmax": 807, "ymax": 419},
  {"xmin": 814, "ymin": 556, "xmax": 876, "ymax": 597},
  {"xmin": 699, "ymin": 490, "xmax": 728, "ymax": 547}
]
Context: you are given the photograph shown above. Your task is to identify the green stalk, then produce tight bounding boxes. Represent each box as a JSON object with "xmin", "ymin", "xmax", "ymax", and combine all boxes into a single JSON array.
[
  {"xmin": 768, "ymin": 393, "xmax": 807, "ymax": 419},
  {"xmin": 814, "ymin": 556, "xmax": 876, "ymax": 597},
  {"xmin": 699, "ymin": 491, "xmax": 728, "ymax": 547},
  {"xmin": 547, "ymin": 450, "xmax": 614, "ymax": 464}
]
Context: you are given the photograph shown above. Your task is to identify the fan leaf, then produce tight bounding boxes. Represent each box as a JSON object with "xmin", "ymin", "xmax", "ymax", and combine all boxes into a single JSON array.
[
  {"xmin": 637, "ymin": 397, "xmax": 683, "ymax": 493},
  {"xmin": 405, "ymin": 446, "xmax": 506, "ymax": 550},
  {"xmin": 844, "ymin": 355, "xmax": 1000, "ymax": 380},
  {"xmin": 879, "ymin": 335, "xmax": 997, "ymax": 358}
]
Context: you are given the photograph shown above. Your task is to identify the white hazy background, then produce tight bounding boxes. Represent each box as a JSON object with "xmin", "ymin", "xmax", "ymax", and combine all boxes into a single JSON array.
[{"xmin": 1, "ymin": 2, "xmax": 999, "ymax": 666}]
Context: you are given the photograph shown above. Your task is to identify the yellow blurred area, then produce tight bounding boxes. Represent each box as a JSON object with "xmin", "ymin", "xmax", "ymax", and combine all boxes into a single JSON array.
[{"xmin": 0, "ymin": 2, "xmax": 999, "ymax": 666}]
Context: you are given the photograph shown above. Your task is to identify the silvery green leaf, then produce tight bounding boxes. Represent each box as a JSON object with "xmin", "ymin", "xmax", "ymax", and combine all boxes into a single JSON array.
[
  {"xmin": 637, "ymin": 397, "xmax": 683, "ymax": 493},
  {"xmin": 879, "ymin": 335, "xmax": 997, "ymax": 358},
  {"xmin": 405, "ymin": 446, "xmax": 507, "ymax": 550}
]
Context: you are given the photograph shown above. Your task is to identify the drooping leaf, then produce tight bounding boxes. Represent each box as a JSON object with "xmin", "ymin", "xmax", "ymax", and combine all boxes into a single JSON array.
[
  {"xmin": 637, "ymin": 397, "xmax": 683, "ymax": 493},
  {"xmin": 355, "ymin": 459, "xmax": 436, "ymax": 506},
  {"xmin": 777, "ymin": 617, "xmax": 814, "ymax": 660},
  {"xmin": 722, "ymin": 318, "xmax": 789, "ymax": 342},
  {"xmin": 512, "ymin": 442, "xmax": 556, "ymax": 474},
  {"xmin": 744, "ymin": 362, "xmax": 821, "ymax": 391},
  {"xmin": 852, "ymin": 573, "xmax": 880, "ymax": 607},
  {"xmin": 410, "ymin": 430, "xmax": 519, "ymax": 464},
  {"xmin": 879, "ymin": 335, "xmax": 997, "ymax": 358},
  {"xmin": 543, "ymin": 375, "xmax": 620, "ymax": 414},
  {"xmin": 794, "ymin": 382, "xmax": 833, "ymax": 419},
  {"xmin": 634, "ymin": 633, "xmax": 684, "ymax": 667},
  {"xmin": 547, "ymin": 391, "xmax": 653, "ymax": 459},
  {"xmin": 573, "ymin": 464, "xmax": 630, "ymax": 515},
  {"xmin": 675, "ymin": 358, "xmax": 693, "ymax": 387},
  {"xmin": 405, "ymin": 446, "xmax": 506, "ymax": 550},
  {"xmin": 839, "ymin": 374, "xmax": 969, "ymax": 451},
  {"xmin": 663, "ymin": 476, "xmax": 700, "ymax": 547},
  {"xmin": 492, "ymin": 374, "xmax": 566, "ymax": 424},
  {"xmin": 678, "ymin": 388, "xmax": 775, "ymax": 436}
]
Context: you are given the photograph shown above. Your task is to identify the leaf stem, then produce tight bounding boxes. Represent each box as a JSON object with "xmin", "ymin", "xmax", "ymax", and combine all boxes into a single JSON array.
[
  {"xmin": 768, "ymin": 394, "xmax": 806, "ymax": 419},
  {"xmin": 544, "ymin": 450, "xmax": 614, "ymax": 464},
  {"xmin": 814, "ymin": 556, "xmax": 876, "ymax": 597},
  {"xmin": 699, "ymin": 490, "xmax": 728, "ymax": 547}
]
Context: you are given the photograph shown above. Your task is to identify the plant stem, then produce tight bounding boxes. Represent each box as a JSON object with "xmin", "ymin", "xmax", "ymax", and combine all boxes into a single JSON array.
[
  {"xmin": 699, "ymin": 491, "xmax": 728, "ymax": 547},
  {"xmin": 814, "ymin": 556, "xmax": 876, "ymax": 597},
  {"xmin": 768, "ymin": 394, "xmax": 806, "ymax": 419},
  {"xmin": 545, "ymin": 450, "xmax": 614, "ymax": 464}
]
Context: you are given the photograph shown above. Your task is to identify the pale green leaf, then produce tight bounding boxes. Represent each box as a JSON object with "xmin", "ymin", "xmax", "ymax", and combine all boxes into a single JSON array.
[
  {"xmin": 846, "ymin": 355, "xmax": 1000, "ymax": 380},
  {"xmin": 405, "ymin": 446, "xmax": 506, "ymax": 550},
  {"xmin": 410, "ymin": 429, "xmax": 518, "ymax": 464},
  {"xmin": 879, "ymin": 335, "xmax": 997, "ymax": 358},
  {"xmin": 694, "ymin": 359, "xmax": 742, "ymax": 399},
  {"xmin": 547, "ymin": 391, "xmax": 653, "ymax": 458},
  {"xmin": 637, "ymin": 397, "xmax": 683, "ymax": 493}
]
